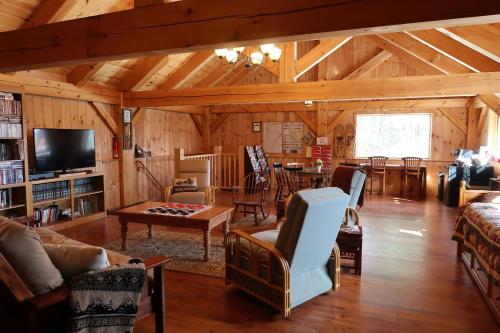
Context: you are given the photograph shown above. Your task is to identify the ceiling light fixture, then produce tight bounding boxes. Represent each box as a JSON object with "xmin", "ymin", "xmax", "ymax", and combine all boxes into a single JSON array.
[{"xmin": 214, "ymin": 44, "xmax": 282, "ymax": 69}]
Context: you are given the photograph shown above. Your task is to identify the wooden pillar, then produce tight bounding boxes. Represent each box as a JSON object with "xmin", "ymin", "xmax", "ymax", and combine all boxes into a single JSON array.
[
  {"xmin": 317, "ymin": 102, "xmax": 328, "ymax": 138},
  {"xmin": 173, "ymin": 148, "xmax": 185, "ymax": 179},
  {"xmin": 202, "ymin": 107, "xmax": 211, "ymax": 152},
  {"xmin": 279, "ymin": 42, "xmax": 296, "ymax": 83},
  {"xmin": 238, "ymin": 146, "xmax": 245, "ymax": 187},
  {"xmin": 214, "ymin": 146, "xmax": 222, "ymax": 188},
  {"xmin": 466, "ymin": 97, "xmax": 480, "ymax": 150}
]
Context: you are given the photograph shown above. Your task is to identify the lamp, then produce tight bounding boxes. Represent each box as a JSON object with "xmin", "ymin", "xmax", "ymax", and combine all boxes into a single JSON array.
[
  {"xmin": 225, "ymin": 49, "xmax": 238, "ymax": 64},
  {"xmin": 268, "ymin": 46, "xmax": 282, "ymax": 62},
  {"xmin": 215, "ymin": 48, "xmax": 228, "ymax": 58},
  {"xmin": 260, "ymin": 43, "xmax": 275, "ymax": 55},
  {"xmin": 233, "ymin": 47, "xmax": 245, "ymax": 54},
  {"xmin": 250, "ymin": 51, "xmax": 264, "ymax": 65}
]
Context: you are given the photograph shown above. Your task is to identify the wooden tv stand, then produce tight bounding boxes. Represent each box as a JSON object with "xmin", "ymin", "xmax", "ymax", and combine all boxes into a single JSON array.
[{"xmin": 27, "ymin": 173, "xmax": 106, "ymax": 231}]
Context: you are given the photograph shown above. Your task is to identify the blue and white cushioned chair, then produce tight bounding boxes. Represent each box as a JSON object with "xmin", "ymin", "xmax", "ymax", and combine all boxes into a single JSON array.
[{"xmin": 225, "ymin": 187, "xmax": 349, "ymax": 317}]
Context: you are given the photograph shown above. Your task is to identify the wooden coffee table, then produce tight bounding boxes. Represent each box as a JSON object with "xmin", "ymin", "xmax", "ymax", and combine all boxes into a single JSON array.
[{"xmin": 113, "ymin": 202, "xmax": 233, "ymax": 261}]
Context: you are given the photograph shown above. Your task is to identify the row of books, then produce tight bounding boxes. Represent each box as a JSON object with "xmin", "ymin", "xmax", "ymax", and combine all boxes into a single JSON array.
[
  {"xmin": 74, "ymin": 178, "xmax": 100, "ymax": 195},
  {"xmin": 0, "ymin": 160, "xmax": 24, "ymax": 184},
  {"xmin": 74, "ymin": 197, "xmax": 98, "ymax": 217},
  {"xmin": 33, "ymin": 205, "xmax": 59, "ymax": 226},
  {"xmin": 0, "ymin": 93, "xmax": 21, "ymax": 115},
  {"xmin": 32, "ymin": 181, "xmax": 70, "ymax": 203},
  {"xmin": 0, "ymin": 140, "xmax": 23, "ymax": 161},
  {"xmin": 0, "ymin": 188, "xmax": 13, "ymax": 207},
  {"xmin": 0, "ymin": 121, "xmax": 22, "ymax": 138}
]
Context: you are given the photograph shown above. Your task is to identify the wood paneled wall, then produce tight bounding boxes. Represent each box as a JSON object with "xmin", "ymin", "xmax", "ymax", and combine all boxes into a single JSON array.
[
  {"xmin": 23, "ymin": 94, "xmax": 122, "ymax": 209},
  {"xmin": 23, "ymin": 95, "xmax": 204, "ymax": 208},
  {"xmin": 131, "ymin": 108, "xmax": 203, "ymax": 202},
  {"xmin": 211, "ymin": 108, "xmax": 468, "ymax": 196}
]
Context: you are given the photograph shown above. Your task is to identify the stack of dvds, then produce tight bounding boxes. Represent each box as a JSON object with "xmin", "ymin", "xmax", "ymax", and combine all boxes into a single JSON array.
[{"xmin": 0, "ymin": 160, "xmax": 24, "ymax": 184}]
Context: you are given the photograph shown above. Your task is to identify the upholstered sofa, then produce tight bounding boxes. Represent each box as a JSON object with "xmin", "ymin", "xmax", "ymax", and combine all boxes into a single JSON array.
[{"xmin": 0, "ymin": 220, "xmax": 167, "ymax": 333}]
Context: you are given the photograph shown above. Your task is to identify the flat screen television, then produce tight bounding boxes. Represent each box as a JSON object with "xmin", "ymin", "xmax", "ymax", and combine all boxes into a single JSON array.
[{"xmin": 34, "ymin": 128, "xmax": 96, "ymax": 172}]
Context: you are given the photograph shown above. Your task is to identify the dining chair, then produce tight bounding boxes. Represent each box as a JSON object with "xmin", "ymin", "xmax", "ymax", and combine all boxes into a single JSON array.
[
  {"xmin": 321, "ymin": 167, "xmax": 333, "ymax": 188},
  {"xmin": 402, "ymin": 157, "xmax": 423, "ymax": 197},
  {"xmin": 368, "ymin": 156, "xmax": 388, "ymax": 194},
  {"xmin": 232, "ymin": 172, "xmax": 270, "ymax": 226},
  {"xmin": 273, "ymin": 163, "xmax": 288, "ymax": 201}
]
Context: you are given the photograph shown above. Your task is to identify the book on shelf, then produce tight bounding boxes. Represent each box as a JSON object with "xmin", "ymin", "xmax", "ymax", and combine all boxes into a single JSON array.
[
  {"xmin": 0, "ymin": 140, "xmax": 24, "ymax": 160},
  {"xmin": 0, "ymin": 188, "xmax": 13, "ymax": 207},
  {"xmin": 33, "ymin": 205, "xmax": 59, "ymax": 226},
  {"xmin": 0, "ymin": 93, "xmax": 21, "ymax": 116},
  {"xmin": 75, "ymin": 197, "xmax": 98, "ymax": 217},
  {"xmin": 0, "ymin": 160, "xmax": 24, "ymax": 185},
  {"xmin": 32, "ymin": 181, "xmax": 71, "ymax": 202}
]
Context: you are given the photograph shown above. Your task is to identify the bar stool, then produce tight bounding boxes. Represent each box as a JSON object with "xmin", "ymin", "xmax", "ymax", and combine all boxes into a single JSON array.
[
  {"xmin": 368, "ymin": 156, "xmax": 388, "ymax": 194},
  {"xmin": 402, "ymin": 157, "xmax": 423, "ymax": 197}
]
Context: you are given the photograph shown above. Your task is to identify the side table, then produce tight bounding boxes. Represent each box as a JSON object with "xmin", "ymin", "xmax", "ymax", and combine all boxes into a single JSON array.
[{"xmin": 336, "ymin": 225, "xmax": 363, "ymax": 275}]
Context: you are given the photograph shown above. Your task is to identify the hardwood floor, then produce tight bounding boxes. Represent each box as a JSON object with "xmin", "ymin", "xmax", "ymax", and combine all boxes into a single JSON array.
[{"xmin": 59, "ymin": 193, "xmax": 499, "ymax": 332}]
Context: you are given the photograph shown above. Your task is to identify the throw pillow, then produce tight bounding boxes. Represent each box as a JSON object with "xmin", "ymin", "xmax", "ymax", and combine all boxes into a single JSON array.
[
  {"xmin": 172, "ymin": 177, "xmax": 198, "ymax": 194},
  {"xmin": 0, "ymin": 217, "xmax": 64, "ymax": 295},
  {"xmin": 43, "ymin": 244, "xmax": 110, "ymax": 280}
]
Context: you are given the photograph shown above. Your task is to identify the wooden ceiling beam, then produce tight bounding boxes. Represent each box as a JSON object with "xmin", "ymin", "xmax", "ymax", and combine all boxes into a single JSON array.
[
  {"xmin": 0, "ymin": 73, "xmax": 120, "ymax": 104},
  {"xmin": 294, "ymin": 111, "xmax": 317, "ymax": 135},
  {"xmin": 2, "ymin": 0, "xmax": 499, "ymax": 72},
  {"xmin": 478, "ymin": 94, "xmax": 500, "ymax": 114},
  {"xmin": 190, "ymin": 114, "xmax": 204, "ymax": 136},
  {"xmin": 366, "ymin": 35, "xmax": 444, "ymax": 75},
  {"xmin": 117, "ymin": 56, "xmax": 170, "ymax": 91},
  {"xmin": 379, "ymin": 33, "xmax": 471, "ymax": 74},
  {"xmin": 438, "ymin": 108, "xmax": 467, "ymax": 134},
  {"xmin": 124, "ymin": 72, "xmax": 500, "ymax": 107},
  {"xmin": 67, "ymin": 63, "xmax": 106, "ymax": 87},
  {"xmin": 444, "ymin": 25, "xmax": 500, "ymax": 58},
  {"xmin": 88, "ymin": 102, "xmax": 119, "ymax": 136},
  {"xmin": 408, "ymin": 29, "xmax": 500, "ymax": 72},
  {"xmin": 208, "ymin": 98, "xmax": 470, "ymax": 113},
  {"xmin": 343, "ymin": 50, "xmax": 392, "ymax": 79},
  {"xmin": 295, "ymin": 37, "xmax": 352, "ymax": 80},
  {"xmin": 279, "ymin": 43, "xmax": 297, "ymax": 83},
  {"xmin": 159, "ymin": 51, "xmax": 215, "ymax": 90},
  {"xmin": 23, "ymin": 0, "xmax": 79, "ymax": 28},
  {"xmin": 210, "ymin": 113, "xmax": 230, "ymax": 133}
]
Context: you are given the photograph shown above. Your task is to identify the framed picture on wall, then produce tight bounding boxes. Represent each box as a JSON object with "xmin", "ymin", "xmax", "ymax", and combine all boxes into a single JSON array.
[
  {"xmin": 122, "ymin": 108, "xmax": 132, "ymax": 150},
  {"xmin": 123, "ymin": 108, "xmax": 132, "ymax": 123},
  {"xmin": 253, "ymin": 122, "xmax": 261, "ymax": 132}
]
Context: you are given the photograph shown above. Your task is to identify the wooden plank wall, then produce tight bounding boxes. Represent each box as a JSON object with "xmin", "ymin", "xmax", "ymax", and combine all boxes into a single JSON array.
[
  {"xmin": 23, "ymin": 96, "xmax": 204, "ymax": 208},
  {"xmin": 23, "ymin": 94, "xmax": 121, "ymax": 209},
  {"xmin": 131, "ymin": 108, "xmax": 203, "ymax": 202}
]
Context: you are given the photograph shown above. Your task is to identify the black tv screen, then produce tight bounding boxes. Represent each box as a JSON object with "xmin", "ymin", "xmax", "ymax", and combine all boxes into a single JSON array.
[{"xmin": 34, "ymin": 128, "xmax": 96, "ymax": 172}]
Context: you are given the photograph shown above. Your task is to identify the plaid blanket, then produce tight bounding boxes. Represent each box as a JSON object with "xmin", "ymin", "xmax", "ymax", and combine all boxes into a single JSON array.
[
  {"xmin": 67, "ymin": 261, "xmax": 145, "ymax": 333},
  {"xmin": 453, "ymin": 202, "xmax": 500, "ymax": 284}
]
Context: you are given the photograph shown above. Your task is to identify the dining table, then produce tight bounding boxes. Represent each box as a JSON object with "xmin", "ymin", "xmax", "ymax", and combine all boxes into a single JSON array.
[{"xmin": 359, "ymin": 163, "xmax": 427, "ymax": 197}]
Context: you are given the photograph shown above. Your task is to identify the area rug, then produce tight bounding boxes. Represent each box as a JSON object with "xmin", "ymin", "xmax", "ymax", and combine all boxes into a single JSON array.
[
  {"xmin": 231, "ymin": 213, "xmax": 277, "ymax": 232},
  {"xmin": 104, "ymin": 230, "xmax": 225, "ymax": 278}
]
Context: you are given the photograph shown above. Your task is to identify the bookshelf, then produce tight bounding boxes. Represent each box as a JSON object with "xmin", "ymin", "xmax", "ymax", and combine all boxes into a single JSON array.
[
  {"xmin": 0, "ymin": 91, "xmax": 27, "ymax": 219},
  {"xmin": 27, "ymin": 173, "xmax": 106, "ymax": 231}
]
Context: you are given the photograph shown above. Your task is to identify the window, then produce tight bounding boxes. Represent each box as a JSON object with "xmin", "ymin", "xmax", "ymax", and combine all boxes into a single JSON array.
[{"xmin": 355, "ymin": 113, "xmax": 431, "ymax": 158}]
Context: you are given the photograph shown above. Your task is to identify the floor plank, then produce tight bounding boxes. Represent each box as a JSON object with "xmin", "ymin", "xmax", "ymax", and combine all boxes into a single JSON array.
[{"xmin": 58, "ymin": 193, "xmax": 499, "ymax": 332}]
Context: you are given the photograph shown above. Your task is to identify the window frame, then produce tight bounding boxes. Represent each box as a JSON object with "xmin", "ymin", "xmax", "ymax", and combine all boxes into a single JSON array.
[{"xmin": 354, "ymin": 112, "xmax": 433, "ymax": 159}]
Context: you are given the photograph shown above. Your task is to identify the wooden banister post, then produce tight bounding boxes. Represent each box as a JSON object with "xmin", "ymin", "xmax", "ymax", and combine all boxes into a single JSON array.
[
  {"xmin": 238, "ymin": 146, "xmax": 245, "ymax": 187},
  {"xmin": 173, "ymin": 148, "xmax": 184, "ymax": 179},
  {"xmin": 214, "ymin": 146, "xmax": 222, "ymax": 188}
]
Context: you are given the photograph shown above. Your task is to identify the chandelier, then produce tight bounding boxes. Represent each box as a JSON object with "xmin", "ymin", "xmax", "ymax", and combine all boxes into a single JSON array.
[{"xmin": 214, "ymin": 44, "xmax": 282, "ymax": 68}]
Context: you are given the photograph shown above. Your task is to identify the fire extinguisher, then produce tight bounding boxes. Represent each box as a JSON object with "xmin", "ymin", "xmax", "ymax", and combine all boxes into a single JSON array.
[{"xmin": 113, "ymin": 137, "xmax": 119, "ymax": 159}]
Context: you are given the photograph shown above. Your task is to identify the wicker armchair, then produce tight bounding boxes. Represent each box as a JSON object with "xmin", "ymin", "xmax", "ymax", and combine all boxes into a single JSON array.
[{"xmin": 225, "ymin": 188, "xmax": 349, "ymax": 317}]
